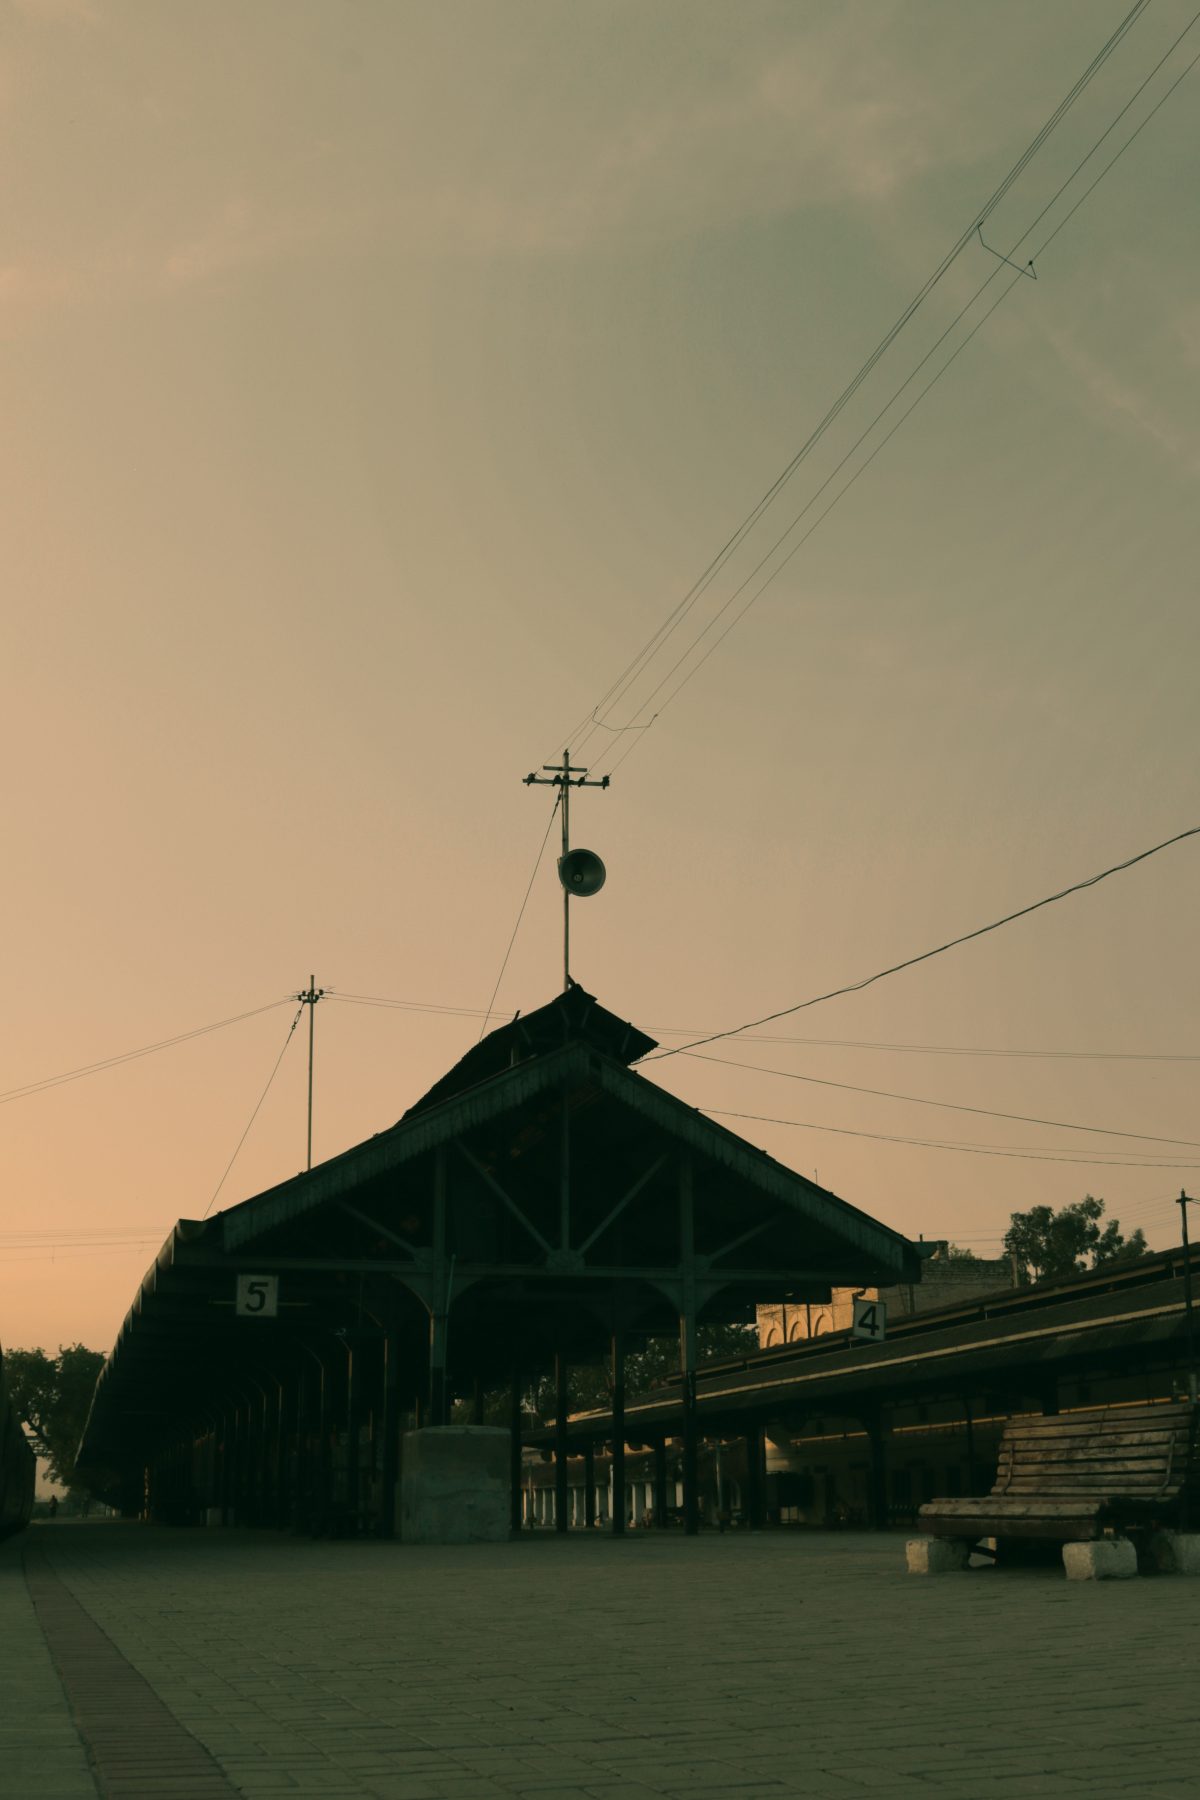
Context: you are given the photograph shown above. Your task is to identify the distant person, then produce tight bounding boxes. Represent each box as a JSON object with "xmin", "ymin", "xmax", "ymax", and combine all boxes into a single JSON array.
[{"xmin": 47, "ymin": 1495, "xmax": 58, "ymax": 1520}]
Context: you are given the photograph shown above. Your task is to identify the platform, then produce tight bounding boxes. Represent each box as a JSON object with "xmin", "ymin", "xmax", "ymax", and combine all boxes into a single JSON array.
[{"xmin": 2, "ymin": 1520, "xmax": 1196, "ymax": 1799}]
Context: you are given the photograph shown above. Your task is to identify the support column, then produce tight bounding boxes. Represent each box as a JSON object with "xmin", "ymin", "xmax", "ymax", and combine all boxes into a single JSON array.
[
  {"xmin": 963, "ymin": 1393, "xmax": 977, "ymax": 1496},
  {"xmin": 610, "ymin": 1327, "xmax": 625, "ymax": 1537},
  {"xmin": 315, "ymin": 1352, "xmax": 331, "ymax": 1534},
  {"xmin": 345, "ymin": 1342, "xmax": 360, "ymax": 1529},
  {"xmin": 381, "ymin": 1330, "xmax": 402, "ymax": 1539},
  {"xmin": 745, "ymin": 1422, "xmax": 765, "ymax": 1531},
  {"xmin": 653, "ymin": 1436, "xmax": 669, "ymax": 1529},
  {"xmin": 584, "ymin": 1440, "xmax": 596, "ymax": 1528},
  {"xmin": 865, "ymin": 1412, "xmax": 887, "ymax": 1530},
  {"xmin": 509, "ymin": 1369, "xmax": 524, "ymax": 1536},
  {"xmin": 554, "ymin": 1352, "xmax": 570, "ymax": 1533},
  {"xmin": 428, "ymin": 1147, "xmax": 450, "ymax": 1428},
  {"xmin": 679, "ymin": 1154, "xmax": 700, "ymax": 1537}
]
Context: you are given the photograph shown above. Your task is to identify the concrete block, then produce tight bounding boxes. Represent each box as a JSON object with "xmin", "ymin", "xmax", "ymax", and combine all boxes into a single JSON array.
[
  {"xmin": 906, "ymin": 1537, "xmax": 969, "ymax": 1574},
  {"xmin": 1144, "ymin": 1531, "xmax": 1200, "ymax": 1575},
  {"xmin": 1062, "ymin": 1537, "xmax": 1138, "ymax": 1580},
  {"xmin": 398, "ymin": 1425, "xmax": 511, "ymax": 1544}
]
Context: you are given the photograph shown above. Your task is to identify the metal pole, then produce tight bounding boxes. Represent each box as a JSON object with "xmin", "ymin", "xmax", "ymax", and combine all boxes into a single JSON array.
[
  {"xmin": 307, "ymin": 972, "xmax": 315, "ymax": 1171},
  {"xmin": 561, "ymin": 751, "xmax": 570, "ymax": 991},
  {"xmin": 1179, "ymin": 1191, "xmax": 1198, "ymax": 1403}
]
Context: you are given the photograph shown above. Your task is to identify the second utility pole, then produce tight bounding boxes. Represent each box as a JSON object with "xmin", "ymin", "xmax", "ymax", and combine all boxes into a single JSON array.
[
  {"xmin": 523, "ymin": 751, "xmax": 609, "ymax": 990},
  {"xmin": 296, "ymin": 975, "xmax": 325, "ymax": 1169}
]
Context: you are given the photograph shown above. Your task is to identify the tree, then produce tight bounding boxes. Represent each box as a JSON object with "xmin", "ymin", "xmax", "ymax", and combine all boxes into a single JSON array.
[
  {"xmin": 1003, "ymin": 1197, "xmax": 1148, "ymax": 1286},
  {"xmin": 6, "ymin": 1344, "xmax": 105, "ymax": 1489},
  {"xmin": 943, "ymin": 1244, "xmax": 981, "ymax": 1262}
]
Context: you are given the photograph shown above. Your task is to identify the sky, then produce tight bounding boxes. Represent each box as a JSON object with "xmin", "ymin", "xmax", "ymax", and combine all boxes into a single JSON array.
[{"xmin": 3, "ymin": 0, "xmax": 1199, "ymax": 1358}]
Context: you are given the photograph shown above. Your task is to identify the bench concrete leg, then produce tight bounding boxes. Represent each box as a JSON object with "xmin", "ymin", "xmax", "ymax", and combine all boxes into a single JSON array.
[
  {"xmin": 1144, "ymin": 1531, "xmax": 1200, "ymax": 1575},
  {"xmin": 1062, "ymin": 1537, "xmax": 1138, "ymax": 1581},
  {"xmin": 906, "ymin": 1537, "xmax": 969, "ymax": 1574}
]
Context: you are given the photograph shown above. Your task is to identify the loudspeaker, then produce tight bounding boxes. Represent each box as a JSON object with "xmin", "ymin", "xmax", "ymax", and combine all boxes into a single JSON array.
[{"xmin": 558, "ymin": 848, "xmax": 606, "ymax": 896}]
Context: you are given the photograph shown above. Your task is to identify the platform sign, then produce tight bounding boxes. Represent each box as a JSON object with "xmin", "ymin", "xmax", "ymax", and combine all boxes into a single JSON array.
[
  {"xmin": 236, "ymin": 1274, "xmax": 278, "ymax": 1318},
  {"xmin": 852, "ymin": 1297, "xmax": 886, "ymax": 1342}
]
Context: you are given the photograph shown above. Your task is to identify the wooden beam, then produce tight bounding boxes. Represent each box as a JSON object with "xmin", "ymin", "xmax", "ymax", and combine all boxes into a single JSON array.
[
  {"xmin": 455, "ymin": 1142, "xmax": 554, "ymax": 1255},
  {"xmin": 338, "ymin": 1202, "xmax": 420, "ymax": 1257},
  {"xmin": 576, "ymin": 1154, "xmax": 670, "ymax": 1255}
]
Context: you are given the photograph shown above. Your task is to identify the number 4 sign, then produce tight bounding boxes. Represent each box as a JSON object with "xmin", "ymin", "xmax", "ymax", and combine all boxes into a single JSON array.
[
  {"xmin": 852, "ymin": 1296, "xmax": 887, "ymax": 1342},
  {"xmin": 236, "ymin": 1274, "xmax": 279, "ymax": 1318}
]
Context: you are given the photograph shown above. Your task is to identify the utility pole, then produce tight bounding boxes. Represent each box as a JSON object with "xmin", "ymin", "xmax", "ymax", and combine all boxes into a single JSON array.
[
  {"xmin": 1178, "ymin": 1191, "xmax": 1198, "ymax": 1403},
  {"xmin": 523, "ymin": 751, "xmax": 609, "ymax": 991},
  {"xmin": 294, "ymin": 975, "xmax": 325, "ymax": 1170}
]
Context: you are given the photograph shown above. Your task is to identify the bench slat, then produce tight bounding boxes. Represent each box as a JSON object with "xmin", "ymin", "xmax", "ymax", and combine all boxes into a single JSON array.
[
  {"xmin": 921, "ymin": 1497, "xmax": 1105, "ymax": 1518},
  {"xmin": 1006, "ymin": 1405, "xmax": 1193, "ymax": 1425},
  {"xmin": 999, "ymin": 1438, "xmax": 1184, "ymax": 1456},
  {"xmin": 920, "ymin": 1400, "xmax": 1198, "ymax": 1545},
  {"xmin": 1007, "ymin": 1425, "xmax": 1180, "ymax": 1440}
]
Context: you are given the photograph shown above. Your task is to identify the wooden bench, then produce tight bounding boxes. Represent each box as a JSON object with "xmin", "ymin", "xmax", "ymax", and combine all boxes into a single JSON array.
[{"xmin": 919, "ymin": 1401, "xmax": 1199, "ymax": 1550}]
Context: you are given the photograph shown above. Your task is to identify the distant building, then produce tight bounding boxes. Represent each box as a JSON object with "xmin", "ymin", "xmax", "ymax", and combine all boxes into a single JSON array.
[{"xmin": 756, "ymin": 1240, "xmax": 1017, "ymax": 1347}]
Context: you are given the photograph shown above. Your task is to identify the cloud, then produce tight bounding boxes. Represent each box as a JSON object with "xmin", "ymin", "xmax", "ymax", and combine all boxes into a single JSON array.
[
  {"xmin": 11, "ymin": 0, "xmax": 101, "ymax": 23},
  {"xmin": 1043, "ymin": 321, "xmax": 1200, "ymax": 475},
  {"xmin": 417, "ymin": 18, "xmax": 987, "ymax": 255},
  {"xmin": 159, "ymin": 195, "xmax": 345, "ymax": 290}
]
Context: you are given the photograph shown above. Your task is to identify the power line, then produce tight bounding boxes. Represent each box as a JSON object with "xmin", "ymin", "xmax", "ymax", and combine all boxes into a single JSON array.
[
  {"xmin": 202, "ymin": 1006, "xmax": 304, "ymax": 1220},
  {"xmin": 475, "ymin": 793, "xmax": 563, "ymax": 1042},
  {"xmin": 701, "ymin": 1107, "xmax": 1200, "ymax": 1171},
  {"xmin": 326, "ymin": 988, "xmax": 1200, "ymax": 1062},
  {"xmin": 640, "ymin": 825, "xmax": 1200, "ymax": 1063},
  {"xmin": 677, "ymin": 1049, "xmax": 1200, "ymax": 1148},
  {"xmin": 0, "ymin": 999, "xmax": 292, "ymax": 1108},
  {"xmin": 549, "ymin": 1, "xmax": 1154, "ymax": 770},
  {"xmin": 595, "ymin": 11, "xmax": 1200, "ymax": 778},
  {"xmin": 328, "ymin": 993, "xmax": 487, "ymax": 1019}
]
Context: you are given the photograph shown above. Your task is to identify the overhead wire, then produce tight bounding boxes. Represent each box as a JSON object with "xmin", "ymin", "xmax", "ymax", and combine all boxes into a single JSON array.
[
  {"xmin": 675, "ymin": 1049, "xmax": 1200, "ymax": 1148},
  {"xmin": 700, "ymin": 1107, "xmax": 1200, "ymax": 1171},
  {"xmin": 202, "ymin": 1005, "xmax": 304, "ymax": 1220},
  {"xmin": 599, "ymin": 10, "xmax": 1200, "ymax": 777},
  {"xmin": 322, "ymin": 989, "xmax": 1200, "ymax": 1062},
  {"xmin": 639, "ymin": 825, "xmax": 1200, "ymax": 1063},
  {"xmin": 547, "ymin": 0, "xmax": 1154, "ymax": 770},
  {"xmin": 474, "ymin": 792, "xmax": 562, "ymax": 1043},
  {"xmin": 0, "ymin": 999, "xmax": 292, "ymax": 1108}
]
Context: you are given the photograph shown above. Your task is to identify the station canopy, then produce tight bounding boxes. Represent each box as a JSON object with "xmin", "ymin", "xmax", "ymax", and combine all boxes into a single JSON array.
[{"xmin": 80, "ymin": 987, "xmax": 921, "ymax": 1469}]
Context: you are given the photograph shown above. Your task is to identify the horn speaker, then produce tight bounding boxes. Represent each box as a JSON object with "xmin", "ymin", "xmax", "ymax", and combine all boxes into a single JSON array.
[{"xmin": 558, "ymin": 848, "xmax": 606, "ymax": 896}]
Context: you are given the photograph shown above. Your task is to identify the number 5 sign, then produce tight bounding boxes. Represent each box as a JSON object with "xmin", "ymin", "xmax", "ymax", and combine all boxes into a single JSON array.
[
  {"xmin": 852, "ymin": 1296, "xmax": 887, "ymax": 1342},
  {"xmin": 236, "ymin": 1274, "xmax": 279, "ymax": 1318}
]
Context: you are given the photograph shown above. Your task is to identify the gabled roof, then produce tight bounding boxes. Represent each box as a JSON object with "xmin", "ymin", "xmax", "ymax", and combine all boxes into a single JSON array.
[{"xmin": 402, "ymin": 985, "xmax": 657, "ymax": 1117}]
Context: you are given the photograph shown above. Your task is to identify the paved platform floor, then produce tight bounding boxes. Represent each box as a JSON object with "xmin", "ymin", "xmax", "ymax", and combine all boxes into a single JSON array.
[{"xmin": 2, "ymin": 1519, "xmax": 1197, "ymax": 1800}]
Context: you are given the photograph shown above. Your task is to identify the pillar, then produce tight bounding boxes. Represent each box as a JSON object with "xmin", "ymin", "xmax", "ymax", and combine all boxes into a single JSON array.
[
  {"xmin": 345, "ymin": 1346, "xmax": 359, "ymax": 1526},
  {"xmin": 745, "ymin": 1422, "xmax": 765, "ymax": 1530},
  {"xmin": 865, "ymin": 1412, "xmax": 887, "ymax": 1530},
  {"xmin": 584, "ymin": 1440, "xmax": 596, "ymax": 1528},
  {"xmin": 610, "ymin": 1328, "xmax": 626, "ymax": 1537},
  {"xmin": 381, "ymin": 1331, "xmax": 402, "ymax": 1539},
  {"xmin": 653, "ymin": 1436, "xmax": 669, "ymax": 1529},
  {"xmin": 679, "ymin": 1155, "xmax": 699, "ymax": 1536},
  {"xmin": 554, "ymin": 1353, "xmax": 570, "ymax": 1532},
  {"xmin": 509, "ymin": 1368, "xmax": 524, "ymax": 1536},
  {"xmin": 428, "ymin": 1146, "xmax": 450, "ymax": 1427}
]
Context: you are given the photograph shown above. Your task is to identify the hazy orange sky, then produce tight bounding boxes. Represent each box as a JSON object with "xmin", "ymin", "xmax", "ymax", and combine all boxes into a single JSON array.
[{"xmin": 4, "ymin": 0, "xmax": 1199, "ymax": 1359}]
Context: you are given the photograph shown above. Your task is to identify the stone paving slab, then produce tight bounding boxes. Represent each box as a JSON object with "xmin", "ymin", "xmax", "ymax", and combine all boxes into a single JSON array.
[
  {"xmin": 10, "ymin": 1520, "xmax": 1200, "ymax": 1800},
  {"xmin": 0, "ymin": 1531, "xmax": 98, "ymax": 1799}
]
